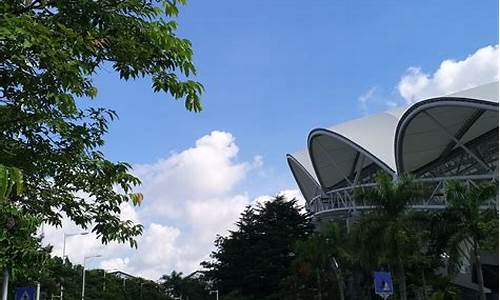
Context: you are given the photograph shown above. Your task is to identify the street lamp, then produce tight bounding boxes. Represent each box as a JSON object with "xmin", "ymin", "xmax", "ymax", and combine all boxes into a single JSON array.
[
  {"xmin": 209, "ymin": 289, "xmax": 219, "ymax": 300},
  {"xmin": 82, "ymin": 254, "xmax": 102, "ymax": 300},
  {"xmin": 102, "ymin": 268, "xmax": 118, "ymax": 293},
  {"xmin": 61, "ymin": 231, "xmax": 89, "ymax": 300},
  {"xmin": 62, "ymin": 232, "xmax": 90, "ymax": 260}
]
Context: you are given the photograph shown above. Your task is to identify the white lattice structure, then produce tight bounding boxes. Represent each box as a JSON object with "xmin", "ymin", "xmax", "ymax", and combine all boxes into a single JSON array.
[{"xmin": 287, "ymin": 82, "xmax": 499, "ymax": 221}]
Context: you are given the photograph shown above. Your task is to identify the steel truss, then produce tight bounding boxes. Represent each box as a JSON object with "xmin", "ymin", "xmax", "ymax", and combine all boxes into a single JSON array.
[{"xmin": 308, "ymin": 174, "xmax": 498, "ymax": 218}]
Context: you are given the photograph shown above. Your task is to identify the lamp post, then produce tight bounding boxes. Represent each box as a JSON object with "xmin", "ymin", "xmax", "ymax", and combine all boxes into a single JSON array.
[
  {"xmin": 209, "ymin": 290, "xmax": 219, "ymax": 300},
  {"xmin": 82, "ymin": 255, "xmax": 101, "ymax": 300},
  {"xmin": 140, "ymin": 282, "xmax": 148, "ymax": 300},
  {"xmin": 102, "ymin": 269, "xmax": 115, "ymax": 292},
  {"xmin": 61, "ymin": 231, "xmax": 89, "ymax": 300}
]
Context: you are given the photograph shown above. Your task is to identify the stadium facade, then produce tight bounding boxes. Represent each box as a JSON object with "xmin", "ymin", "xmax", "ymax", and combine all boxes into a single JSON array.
[
  {"xmin": 287, "ymin": 82, "xmax": 499, "ymax": 297},
  {"xmin": 287, "ymin": 82, "xmax": 498, "ymax": 221}
]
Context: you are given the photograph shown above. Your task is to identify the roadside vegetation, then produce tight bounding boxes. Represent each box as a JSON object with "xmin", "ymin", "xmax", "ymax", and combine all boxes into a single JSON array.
[
  {"xmin": 1, "ymin": 173, "xmax": 497, "ymax": 299},
  {"xmin": 200, "ymin": 174, "xmax": 498, "ymax": 300}
]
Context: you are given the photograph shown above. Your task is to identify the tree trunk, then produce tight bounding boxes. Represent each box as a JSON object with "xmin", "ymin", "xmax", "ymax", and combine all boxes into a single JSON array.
[
  {"xmin": 398, "ymin": 256, "xmax": 407, "ymax": 300},
  {"xmin": 347, "ymin": 272, "xmax": 354, "ymax": 299},
  {"xmin": 316, "ymin": 268, "xmax": 322, "ymax": 300},
  {"xmin": 421, "ymin": 269, "xmax": 427, "ymax": 300},
  {"xmin": 353, "ymin": 270, "xmax": 361, "ymax": 300},
  {"xmin": 474, "ymin": 244, "xmax": 487, "ymax": 300},
  {"xmin": 335, "ymin": 270, "xmax": 345, "ymax": 300}
]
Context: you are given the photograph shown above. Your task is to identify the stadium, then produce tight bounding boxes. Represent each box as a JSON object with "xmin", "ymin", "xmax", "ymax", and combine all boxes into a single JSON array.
[
  {"xmin": 288, "ymin": 82, "xmax": 498, "ymax": 220},
  {"xmin": 287, "ymin": 81, "xmax": 498, "ymax": 296}
]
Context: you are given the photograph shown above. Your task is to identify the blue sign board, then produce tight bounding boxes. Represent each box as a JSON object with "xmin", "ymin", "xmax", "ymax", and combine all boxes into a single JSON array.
[
  {"xmin": 373, "ymin": 272, "xmax": 393, "ymax": 298},
  {"xmin": 15, "ymin": 287, "xmax": 36, "ymax": 300}
]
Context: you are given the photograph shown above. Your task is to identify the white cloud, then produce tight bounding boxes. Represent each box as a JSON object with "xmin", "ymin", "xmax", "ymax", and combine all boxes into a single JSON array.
[
  {"xmin": 119, "ymin": 202, "xmax": 140, "ymax": 224},
  {"xmin": 358, "ymin": 87, "xmax": 377, "ymax": 114},
  {"xmin": 186, "ymin": 195, "xmax": 250, "ymax": 243},
  {"xmin": 133, "ymin": 131, "xmax": 250, "ymax": 220},
  {"xmin": 252, "ymin": 155, "xmax": 264, "ymax": 169},
  {"xmin": 100, "ymin": 257, "xmax": 130, "ymax": 271},
  {"xmin": 43, "ymin": 131, "xmax": 265, "ymax": 280},
  {"xmin": 398, "ymin": 45, "xmax": 499, "ymax": 103}
]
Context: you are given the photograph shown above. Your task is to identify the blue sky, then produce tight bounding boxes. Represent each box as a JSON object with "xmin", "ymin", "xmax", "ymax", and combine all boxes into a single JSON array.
[
  {"xmin": 48, "ymin": 0, "xmax": 498, "ymax": 278},
  {"xmin": 93, "ymin": 0, "xmax": 498, "ymax": 197}
]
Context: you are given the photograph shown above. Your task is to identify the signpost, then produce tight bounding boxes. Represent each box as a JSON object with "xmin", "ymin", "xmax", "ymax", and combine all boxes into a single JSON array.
[
  {"xmin": 373, "ymin": 272, "xmax": 393, "ymax": 300},
  {"xmin": 15, "ymin": 287, "xmax": 36, "ymax": 300}
]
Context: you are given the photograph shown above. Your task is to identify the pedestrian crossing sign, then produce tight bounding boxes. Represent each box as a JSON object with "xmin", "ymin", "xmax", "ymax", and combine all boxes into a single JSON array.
[
  {"xmin": 373, "ymin": 272, "xmax": 393, "ymax": 299},
  {"xmin": 15, "ymin": 287, "xmax": 36, "ymax": 300}
]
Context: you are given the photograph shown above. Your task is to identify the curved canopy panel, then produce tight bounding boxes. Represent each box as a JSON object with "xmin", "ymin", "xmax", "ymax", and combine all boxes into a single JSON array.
[
  {"xmin": 308, "ymin": 108, "xmax": 405, "ymax": 190},
  {"xmin": 287, "ymin": 152, "xmax": 322, "ymax": 203},
  {"xmin": 447, "ymin": 81, "xmax": 499, "ymax": 101},
  {"xmin": 396, "ymin": 82, "xmax": 499, "ymax": 176}
]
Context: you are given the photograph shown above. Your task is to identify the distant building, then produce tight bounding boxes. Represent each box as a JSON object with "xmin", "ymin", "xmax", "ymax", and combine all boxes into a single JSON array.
[{"xmin": 108, "ymin": 270, "xmax": 136, "ymax": 280}]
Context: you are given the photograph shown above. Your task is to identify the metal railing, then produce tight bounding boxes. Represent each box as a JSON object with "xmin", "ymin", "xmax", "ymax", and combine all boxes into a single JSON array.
[{"xmin": 308, "ymin": 174, "xmax": 498, "ymax": 217}]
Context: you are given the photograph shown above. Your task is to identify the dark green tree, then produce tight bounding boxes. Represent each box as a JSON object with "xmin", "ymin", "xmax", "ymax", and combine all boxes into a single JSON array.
[
  {"xmin": 288, "ymin": 222, "xmax": 345, "ymax": 300},
  {"xmin": 0, "ymin": 0, "xmax": 203, "ymax": 253},
  {"xmin": 203, "ymin": 196, "xmax": 312, "ymax": 300},
  {"xmin": 440, "ymin": 181, "xmax": 498, "ymax": 300}
]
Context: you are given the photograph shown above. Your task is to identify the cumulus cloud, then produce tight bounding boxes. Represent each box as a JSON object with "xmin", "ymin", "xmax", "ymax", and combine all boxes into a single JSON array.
[
  {"xmin": 186, "ymin": 195, "xmax": 250, "ymax": 243},
  {"xmin": 43, "ymin": 131, "xmax": 267, "ymax": 280},
  {"xmin": 100, "ymin": 257, "xmax": 130, "ymax": 271},
  {"xmin": 132, "ymin": 131, "xmax": 250, "ymax": 219},
  {"xmin": 398, "ymin": 45, "xmax": 499, "ymax": 103}
]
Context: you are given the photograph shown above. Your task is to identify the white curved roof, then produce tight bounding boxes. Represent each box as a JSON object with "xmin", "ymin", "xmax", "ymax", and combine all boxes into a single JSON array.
[
  {"xmin": 448, "ymin": 81, "xmax": 499, "ymax": 101},
  {"xmin": 395, "ymin": 82, "xmax": 499, "ymax": 174},
  {"xmin": 315, "ymin": 107, "xmax": 405, "ymax": 170},
  {"xmin": 286, "ymin": 152, "xmax": 321, "ymax": 203},
  {"xmin": 289, "ymin": 81, "xmax": 499, "ymax": 201}
]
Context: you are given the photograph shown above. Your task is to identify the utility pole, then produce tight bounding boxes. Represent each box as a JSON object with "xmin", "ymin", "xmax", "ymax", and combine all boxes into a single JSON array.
[
  {"xmin": 81, "ymin": 255, "xmax": 101, "ymax": 300},
  {"xmin": 209, "ymin": 289, "xmax": 219, "ymax": 300},
  {"xmin": 2, "ymin": 270, "xmax": 9, "ymax": 300},
  {"xmin": 61, "ymin": 231, "xmax": 89, "ymax": 300},
  {"xmin": 36, "ymin": 282, "xmax": 41, "ymax": 300}
]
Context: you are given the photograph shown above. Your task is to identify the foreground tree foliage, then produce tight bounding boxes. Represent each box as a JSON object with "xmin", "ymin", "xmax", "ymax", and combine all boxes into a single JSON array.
[
  {"xmin": 0, "ymin": 164, "xmax": 50, "ymax": 282},
  {"xmin": 1, "ymin": 0, "xmax": 203, "ymax": 257},
  {"xmin": 203, "ymin": 195, "xmax": 313, "ymax": 300}
]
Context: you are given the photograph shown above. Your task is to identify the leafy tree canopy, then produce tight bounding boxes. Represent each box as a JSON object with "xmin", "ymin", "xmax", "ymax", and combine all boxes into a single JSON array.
[
  {"xmin": 203, "ymin": 195, "xmax": 312, "ymax": 300},
  {"xmin": 0, "ymin": 0, "xmax": 203, "ymax": 248}
]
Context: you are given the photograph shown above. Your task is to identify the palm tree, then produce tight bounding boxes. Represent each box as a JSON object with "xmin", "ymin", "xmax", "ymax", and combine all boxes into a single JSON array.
[
  {"xmin": 160, "ymin": 271, "xmax": 184, "ymax": 298},
  {"xmin": 292, "ymin": 222, "xmax": 346, "ymax": 300},
  {"xmin": 443, "ymin": 180, "xmax": 497, "ymax": 300},
  {"xmin": 353, "ymin": 172, "xmax": 424, "ymax": 300}
]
